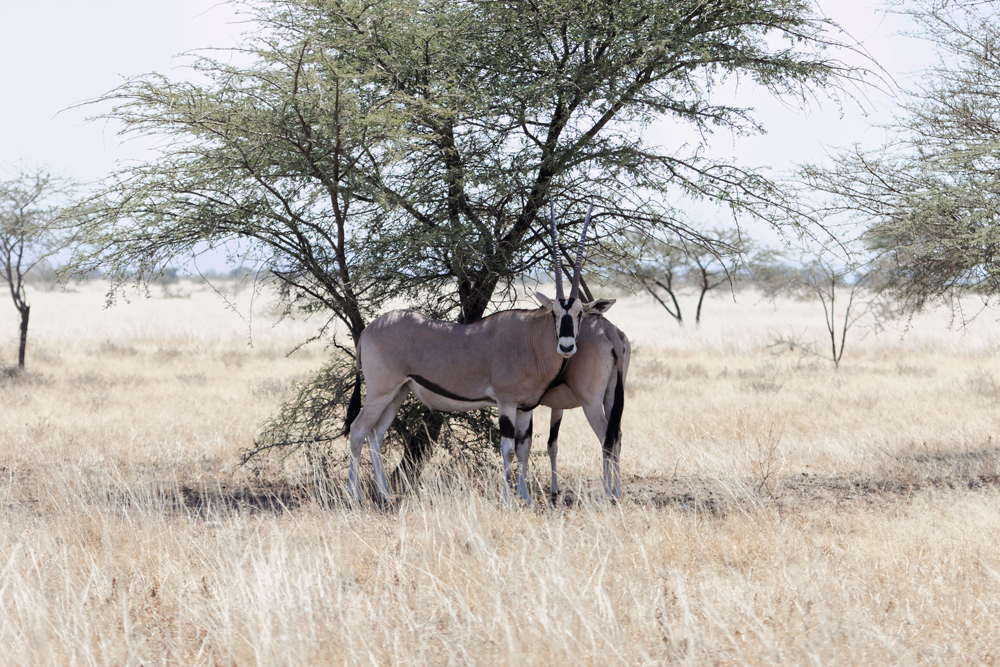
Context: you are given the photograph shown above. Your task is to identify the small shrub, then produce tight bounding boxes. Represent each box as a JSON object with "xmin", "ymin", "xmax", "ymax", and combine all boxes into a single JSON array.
[
  {"xmin": 966, "ymin": 370, "xmax": 1000, "ymax": 402},
  {"xmin": 250, "ymin": 378, "xmax": 290, "ymax": 398}
]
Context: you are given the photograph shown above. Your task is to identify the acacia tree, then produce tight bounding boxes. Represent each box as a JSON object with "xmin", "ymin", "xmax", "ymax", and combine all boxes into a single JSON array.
[
  {"xmin": 0, "ymin": 168, "xmax": 76, "ymax": 370},
  {"xmin": 628, "ymin": 227, "xmax": 753, "ymax": 326},
  {"xmin": 74, "ymin": 0, "xmax": 861, "ymax": 481},
  {"xmin": 757, "ymin": 238, "xmax": 887, "ymax": 369},
  {"xmin": 800, "ymin": 0, "xmax": 1000, "ymax": 310}
]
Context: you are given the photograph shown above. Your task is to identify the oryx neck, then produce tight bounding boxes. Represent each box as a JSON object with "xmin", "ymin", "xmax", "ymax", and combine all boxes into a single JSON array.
[{"xmin": 530, "ymin": 307, "xmax": 566, "ymax": 377}]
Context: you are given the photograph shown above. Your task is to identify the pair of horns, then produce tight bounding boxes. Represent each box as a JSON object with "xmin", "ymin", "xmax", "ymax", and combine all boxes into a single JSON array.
[{"xmin": 548, "ymin": 196, "xmax": 592, "ymax": 300}]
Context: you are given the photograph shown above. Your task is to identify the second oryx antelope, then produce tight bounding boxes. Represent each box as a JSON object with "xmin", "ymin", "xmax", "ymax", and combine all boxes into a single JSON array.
[
  {"xmin": 344, "ymin": 200, "xmax": 621, "ymax": 504},
  {"xmin": 538, "ymin": 312, "xmax": 630, "ymax": 503}
]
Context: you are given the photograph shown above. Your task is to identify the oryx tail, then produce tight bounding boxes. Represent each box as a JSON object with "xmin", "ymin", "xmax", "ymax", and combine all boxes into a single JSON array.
[
  {"xmin": 604, "ymin": 349, "xmax": 625, "ymax": 454},
  {"xmin": 344, "ymin": 358, "xmax": 363, "ymax": 437}
]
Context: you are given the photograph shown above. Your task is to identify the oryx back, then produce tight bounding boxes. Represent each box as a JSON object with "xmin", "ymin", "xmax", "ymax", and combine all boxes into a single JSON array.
[{"xmin": 359, "ymin": 308, "xmax": 562, "ymax": 413}]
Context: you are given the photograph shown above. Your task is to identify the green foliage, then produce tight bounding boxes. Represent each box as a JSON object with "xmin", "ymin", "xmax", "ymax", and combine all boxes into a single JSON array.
[
  {"xmin": 800, "ymin": 1, "xmax": 1000, "ymax": 310},
  {"xmin": 77, "ymin": 0, "xmax": 854, "ymax": 322},
  {"xmin": 248, "ymin": 353, "xmax": 358, "ymax": 471}
]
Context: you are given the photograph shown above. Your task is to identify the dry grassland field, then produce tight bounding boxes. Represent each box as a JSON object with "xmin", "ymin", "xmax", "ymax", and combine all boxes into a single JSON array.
[{"xmin": 4, "ymin": 279, "xmax": 1000, "ymax": 666}]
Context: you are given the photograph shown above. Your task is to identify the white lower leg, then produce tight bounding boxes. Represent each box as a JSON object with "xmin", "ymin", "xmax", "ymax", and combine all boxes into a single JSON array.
[
  {"xmin": 549, "ymin": 450, "xmax": 559, "ymax": 499},
  {"xmin": 603, "ymin": 449, "xmax": 621, "ymax": 499},
  {"xmin": 500, "ymin": 438, "xmax": 515, "ymax": 502},
  {"xmin": 348, "ymin": 429, "xmax": 365, "ymax": 502},
  {"xmin": 498, "ymin": 407, "xmax": 519, "ymax": 503},
  {"xmin": 516, "ymin": 443, "xmax": 532, "ymax": 505},
  {"xmin": 514, "ymin": 411, "xmax": 533, "ymax": 504},
  {"xmin": 348, "ymin": 455, "xmax": 361, "ymax": 502},
  {"xmin": 369, "ymin": 437, "xmax": 393, "ymax": 503}
]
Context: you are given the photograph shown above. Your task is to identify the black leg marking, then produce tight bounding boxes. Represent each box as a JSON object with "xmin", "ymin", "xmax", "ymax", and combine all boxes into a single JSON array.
[
  {"xmin": 516, "ymin": 417, "xmax": 533, "ymax": 446},
  {"xmin": 604, "ymin": 369, "xmax": 624, "ymax": 454},
  {"xmin": 548, "ymin": 418, "xmax": 562, "ymax": 447},
  {"xmin": 499, "ymin": 415, "xmax": 515, "ymax": 439}
]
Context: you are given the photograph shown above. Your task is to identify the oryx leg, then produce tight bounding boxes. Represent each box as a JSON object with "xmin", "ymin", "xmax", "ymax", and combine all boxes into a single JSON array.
[
  {"xmin": 514, "ymin": 410, "xmax": 534, "ymax": 505},
  {"xmin": 579, "ymin": 399, "xmax": 619, "ymax": 500},
  {"xmin": 370, "ymin": 386, "xmax": 411, "ymax": 500},
  {"xmin": 348, "ymin": 385, "xmax": 408, "ymax": 504},
  {"xmin": 601, "ymin": 370, "xmax": 625, "ymax": 499},
  {"xmin": 547, "ymin": 408, "xmax": 564, "ymax": 505},
  {"xmin": 498, "ymin": 403, "xmax": 521, "ymax": 503}
]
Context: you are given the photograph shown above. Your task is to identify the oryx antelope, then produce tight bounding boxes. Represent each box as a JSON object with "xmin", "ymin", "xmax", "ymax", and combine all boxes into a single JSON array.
[
  {"xmin": 344, "ymin": 200, "xmax": 624, "ymax": 504},
  {"xmin": 538, "ymin": 312, "xmax": 630, "ymax": 503}
]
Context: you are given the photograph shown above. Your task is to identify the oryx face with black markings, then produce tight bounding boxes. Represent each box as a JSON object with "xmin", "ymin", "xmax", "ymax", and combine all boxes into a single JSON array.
[
  {"xmin": 535, "ymin": 197, "xmax": 614, "ymax": 358},
  {"xmin": 534, "ymin": 294, "xmax": 615, "ymax": 358}
]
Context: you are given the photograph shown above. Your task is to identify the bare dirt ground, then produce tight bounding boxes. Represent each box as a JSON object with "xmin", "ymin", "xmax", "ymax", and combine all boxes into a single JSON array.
[{"xmin": 3, "ymin": 281, "xmax": 1000, "ymax": 665}]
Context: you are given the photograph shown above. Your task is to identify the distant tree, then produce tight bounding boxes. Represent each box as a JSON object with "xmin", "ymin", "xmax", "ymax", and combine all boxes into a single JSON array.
[
  {"xmin": 0, "ymin": 167, "xmax": 77, "ymax": 370},
  {"xmin": 756, "ymin": 237, "xmax": 889, "ymax": 369},
  {"xmin": 800, "ymin": 0, "xmax": 1000, "ymax": 311},
  {"xmin": 629, "ymin": 236, "xmax": 688, "ymax": 325},
  {"xmin": 627, "ymin": 227, "xmax": 753, "ymax": 326}
]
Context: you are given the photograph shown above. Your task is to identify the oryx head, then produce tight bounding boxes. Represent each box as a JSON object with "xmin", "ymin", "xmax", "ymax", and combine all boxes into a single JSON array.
[{"xmin": 536, "ymin": 198, "xmax": 616, "ymax": 358}]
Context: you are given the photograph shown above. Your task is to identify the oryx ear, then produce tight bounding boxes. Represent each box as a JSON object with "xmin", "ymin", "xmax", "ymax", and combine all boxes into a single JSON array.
[
  {"xmin": 583, "ymin": 298, "xmax": 616, "ymax": 315},
  {"xmin": 535, "ymin": 291, "xmax": 554, "ymax": 309}
]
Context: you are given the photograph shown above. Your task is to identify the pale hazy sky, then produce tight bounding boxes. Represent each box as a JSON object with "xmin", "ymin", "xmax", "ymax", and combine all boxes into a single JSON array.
[
  {"xmin": 0, "ymin": 1, "xmax": 935, "ymax": 238},
  {"xmin": 0, "ymin": 0, "xmax": 243, "ymax": 181}
]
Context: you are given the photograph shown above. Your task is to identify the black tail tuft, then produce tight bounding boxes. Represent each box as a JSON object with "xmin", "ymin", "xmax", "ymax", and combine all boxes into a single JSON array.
[
  {"xmin": 603, "ymin": 369, "xmax": 624, "ymax": 453},
  {"xmin": 344, "ymin": 371, "xmax": 362, "ymax": 437}
]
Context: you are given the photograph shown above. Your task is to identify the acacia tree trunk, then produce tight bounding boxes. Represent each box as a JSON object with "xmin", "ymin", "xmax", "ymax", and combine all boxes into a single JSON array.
[
  {"xmin": 695, "ymin": 284, "xmax": 708, "ymax": 326},
  {"xmin": 389, "ymin": 410, "xmax": 446, "ymax": 492},
  {"xmin": 17, "ymin": 303, "xmax": 29, "ymax": 369}
]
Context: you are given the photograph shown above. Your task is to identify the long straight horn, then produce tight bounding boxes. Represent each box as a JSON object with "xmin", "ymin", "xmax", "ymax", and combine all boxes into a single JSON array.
[
  {"xmin": 569, "ymin": 201, "xmax": 593, "ymax": 299},
  {"xmin": 549, "ymin": 195, "xmax": 565, "ymax": 300}
]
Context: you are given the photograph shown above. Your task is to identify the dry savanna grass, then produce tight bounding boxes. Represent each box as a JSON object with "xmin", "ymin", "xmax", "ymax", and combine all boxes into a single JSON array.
[{"xmin": 3, "ymin": 280, "xmax": 1000, "ymax": 665}]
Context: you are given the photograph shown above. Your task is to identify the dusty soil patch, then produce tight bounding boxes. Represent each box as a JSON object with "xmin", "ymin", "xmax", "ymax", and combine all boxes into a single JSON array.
[
  {"xmin": 10, "ymin": 446, "xmax": 1000, "ymax": 519},
  {"xmin": 609, "ymin": 445, "xmax": 1000, "ymax": 516}
]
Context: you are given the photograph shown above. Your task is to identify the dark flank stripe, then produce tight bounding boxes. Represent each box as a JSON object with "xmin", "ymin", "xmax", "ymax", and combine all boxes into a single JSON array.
[
  {"xmin": 499, "ymin": 415, "xmax": 515, "ymax": 439},
  {"xmin": 548, "ymin": 418, "xmax": 562, "ymax": 447},
  {"xmin": 408, "ymin": 374, "xmax": 491, "ymax": 404}
]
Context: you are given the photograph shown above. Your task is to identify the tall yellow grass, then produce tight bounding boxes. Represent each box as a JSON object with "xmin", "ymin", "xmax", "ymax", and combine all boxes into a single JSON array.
[{"xmin": 2, "ymin": 281, "xmax": 1000, "ymax": 665}]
